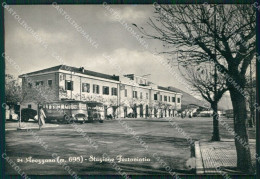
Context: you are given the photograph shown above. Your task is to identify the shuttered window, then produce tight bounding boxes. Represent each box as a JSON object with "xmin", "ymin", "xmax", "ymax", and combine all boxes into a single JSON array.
[
  {"xmin": 65, "ymin": 80, "xmax": 73, "ymax": 91},
  {"xmin": 82, "ymin": 83, "xmax": 90, "ymax": 92},
  {"xmin": 112, "ymin": 88, "xmax": 118, "ymax": 96},
  {"xmin": 103, "ymin": 86, "xmax": 109, "ymax": 95},
  {"xmin": 93, "ymin": 84, "xmax": 99, "ymax": 94}
]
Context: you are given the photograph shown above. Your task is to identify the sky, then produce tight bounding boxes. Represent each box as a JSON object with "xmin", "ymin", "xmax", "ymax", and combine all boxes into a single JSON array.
[
  {"xmin": 5, "ymin": 5, "xmax": 180, "ymax": 86},
  {"xmin": 4, "ymin": 4, "xmax": 232, "ymax": 107}
]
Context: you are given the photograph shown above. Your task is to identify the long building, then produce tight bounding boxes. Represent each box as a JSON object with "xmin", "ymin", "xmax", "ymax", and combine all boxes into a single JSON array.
[{"xmin": 19, "ymin": 65, "xmax": 182, "ymax": 118}]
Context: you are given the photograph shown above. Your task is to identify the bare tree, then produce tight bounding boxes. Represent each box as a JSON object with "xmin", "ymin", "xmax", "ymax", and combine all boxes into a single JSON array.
[
  {"xmin": 181, "ymin": 63, "xmax": 228, "ymax": 141},
  {"xmin": 24, "ymin": 83, "xmax": 57, "ymax": 105},
  {"xmin": 105, "ymin": 98, "xmax": 127, "ymax": 118},
  {"xmin": 22, "ymin": 77, "xmax": 57, "ymax": 128},
  {"xmin": 5, "ymin": 74, "xmax": 24, "ymax": 104},
  {"xmin": 136, "ymin": 4, "xmax": 256, "ymax": 172},
  {"xmin": 5, "ymin": 74, "xmax": 27, "ymax": 127},
  {"xmin": 129, "ymin": 98, "xmax": 146, "ymax": 118},
  {"xmin": 245, "ymin": 58, "xmax": 256, "ymax": 127},
  {"xmin": 156, "ymin": 101, "xmax": 167, "ymax": 118},
  {"xmin": 149, "ymin": 100, "xmax": 160, "ymax": 117}
]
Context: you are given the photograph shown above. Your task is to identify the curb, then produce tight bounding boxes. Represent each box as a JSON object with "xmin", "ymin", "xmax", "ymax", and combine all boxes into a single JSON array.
[
  {"xmin": 195, "ymin": 141, "xmax": 204, "ymax": 174},
  {"xmin": 5, "ymin": 125, "xmax": 60, "ymax": 131},
  {"xmin": 17, "ymin": 127, "xmax": 40, "ymax": 130},
  {"xmin": 220, "ymin": 138, "xmax": 256, "ymax": 143}
]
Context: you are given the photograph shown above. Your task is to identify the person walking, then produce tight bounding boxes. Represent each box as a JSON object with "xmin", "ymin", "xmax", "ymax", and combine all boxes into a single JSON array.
[{"xmin": 39, "ymin": 107, "xmax": 46, "ymax": 129}]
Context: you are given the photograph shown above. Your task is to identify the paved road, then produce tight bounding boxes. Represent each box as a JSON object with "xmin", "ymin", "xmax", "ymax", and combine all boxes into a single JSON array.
[{"xmin": 4, "ymin": 117, "xmax": 255, "ymax": 175}]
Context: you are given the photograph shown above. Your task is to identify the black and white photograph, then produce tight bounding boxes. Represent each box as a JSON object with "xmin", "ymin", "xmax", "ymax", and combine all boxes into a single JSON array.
[{"xmin": 1, "ymin": 1, "xmax": 259, "ymax": 178}]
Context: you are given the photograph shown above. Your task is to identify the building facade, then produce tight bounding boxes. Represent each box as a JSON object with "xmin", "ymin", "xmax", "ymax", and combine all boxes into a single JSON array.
[{"xmin": 19, "ymin": 65, "xmax": 182, "ymax": 118}]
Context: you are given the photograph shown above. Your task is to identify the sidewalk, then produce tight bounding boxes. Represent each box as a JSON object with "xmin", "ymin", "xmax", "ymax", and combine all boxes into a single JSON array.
[
  {"xmin": 5, "ymin": 121, "xmax": 59, "ymax": 131},
  {"xmin": 195, "ymin": 139, "xmax": 256, "ymax": 174},
  {"xmin": 115, "ymin": 117, "xmax": 181, "ymax": 121}
]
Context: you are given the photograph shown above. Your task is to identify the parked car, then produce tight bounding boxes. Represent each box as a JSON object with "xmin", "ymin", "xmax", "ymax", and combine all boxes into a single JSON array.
[
  {"xmin": 197, "ymin": 111, "xmax": 212, "ymax": 117},
  {"xmin": 192, "ymin": 112, "xmax": 199, "ymax": 117},
  {"xmin": 106, "ymin": 114, "xmax": 113, "ymax": 119},
  {"xmin": 21, "ymin": 108, "xmax": 37, "ymax": 122},
  {"xmin": 225, "ymin": 109, "xmax": 233, "ymax": 119},
  {"xmin": 127, "ymin": 113, "xmax": 135, "ymax": 118},
  {"xmin": 86, "ymin": 101, "xmax": 104, "ymax": 123}
]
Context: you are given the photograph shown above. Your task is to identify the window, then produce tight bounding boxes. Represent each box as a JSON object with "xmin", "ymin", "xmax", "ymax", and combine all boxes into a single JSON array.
[
  {"xmin": 172, "ymin": 97, "xmax": 176, "ymax": 102},
  {"xmin": 59, "ymin": 74, "xmax": 65, "ymax": 81},
  {"xmin": 160, "ymin": 95, "xmax": 162, "ymax": 101},
  {"xmin": 125, "ymin": 89, "xmax": 127, "ymax": 97},
  {"xmin": 133, "ymin": 91, "xmax": 137, "ymax": 98},
  {"xmin": 93, "ymin": 84, "xmax": 99, "ymax": 94},
  {"xmin": 112, "ymin": 88, "xmax": 118, "ymax": 96},
  {"xmin": 103, "ymin": 86, "xmax": 109, "ymax": 95},
  {"xmin": 140, "ymin": 92, "xmax": 143, "ymax": 99},
  {"xmin": 177, "ymin": 98, "xmax": 181, "ymax": 103},
  {"xmin": 154, "ymin": 94, "xmax": 158, "ymax": 100},
  {"xmin": 35, "ymin": 81, "xmax": 44, "ymax": 86},
  {"xmin": 146, "ymin": 93, "xmax": 149, "ymax": 99},
  {"xmin": 82, "ymin": 83, "xmax": 90, "ymax": 93},
  {"xmin": 168, "ymin": 96, "xmax": 170, "ymax": 102},
  {"xmin": 65, "ymin": 80, "xmax": 73, "ymax": 90},
  {"xmin": 28, "ymin": 104, "xmax": 32, "ymax": 109},
  {"xmin": 48, "ymin": 80, "xmax": 52, "ymax": 87},
  {"xmin": 164, "ymin": 96, "xmax": 167, "ymax": 102},
  {"xmin": 28, "ymin": 83, "xmax": 32, "ymax": 88}
]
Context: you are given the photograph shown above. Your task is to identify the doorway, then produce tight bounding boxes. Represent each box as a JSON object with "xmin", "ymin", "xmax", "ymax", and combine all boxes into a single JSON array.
[
  {"xmin": 140, "ymin": 105, "xmax": 143, "ymax": 118},
  {"xmin": 124, "ymin": 107, "xmax": 127, "ymax": 118},
  {"xmin": 145, "ymin": 105, "xmax": 149, "ymax": 118}
]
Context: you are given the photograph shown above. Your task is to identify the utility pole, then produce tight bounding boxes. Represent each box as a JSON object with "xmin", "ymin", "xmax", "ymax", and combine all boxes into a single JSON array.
[
  {"xmin": 211, "ymin": 4, "xmax": 220, "ymax": 141},
  {"xmin": 214, "ymin": 5, "xmax": 217, "ymax": 101},
  {"xmin": 248, "ymin": 60, "xmax": 253, "ymax": 127}
]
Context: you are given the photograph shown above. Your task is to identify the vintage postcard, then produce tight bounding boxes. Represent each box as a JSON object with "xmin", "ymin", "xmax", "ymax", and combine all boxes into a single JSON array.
[{"xmin": 2, "ymin": 1, "xmax": 259, "ymax": 178}]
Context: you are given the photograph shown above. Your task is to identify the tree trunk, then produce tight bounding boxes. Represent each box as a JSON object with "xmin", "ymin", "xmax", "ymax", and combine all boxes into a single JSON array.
[
  {"xmin": 247, "ymin": 93, "xmax": 253, "ymax": 127},
  {"xmin": 211, "ymin": 102, "xmax": 220, "ymax": 141},
  {"xmin": 38, "ymin": 104, "xmax": 41, "ymax": 130},
  {"xmin": 248, "ymin": 106, "xmax": 254, "ymax": 128},
  {"xmin": 248, "ymin": 95, "xmax": 255, "ymax": 127},
  {"xmin": 229, "ymin": 87, "xmax": 253, "ymax": 173},
  {"xmin": 19, "ymin": 104, "xmax": 22, "ymax": 128}
]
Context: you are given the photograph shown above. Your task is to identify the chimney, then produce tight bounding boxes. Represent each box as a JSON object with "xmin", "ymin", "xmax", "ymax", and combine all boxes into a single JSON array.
[
  {"xmin": 112, "ymin": 74, "xmax": 119, "ymax": 81},
  {"xmin": 79, "ymin": 67, "xmax": 85, "ymax": 73}
]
